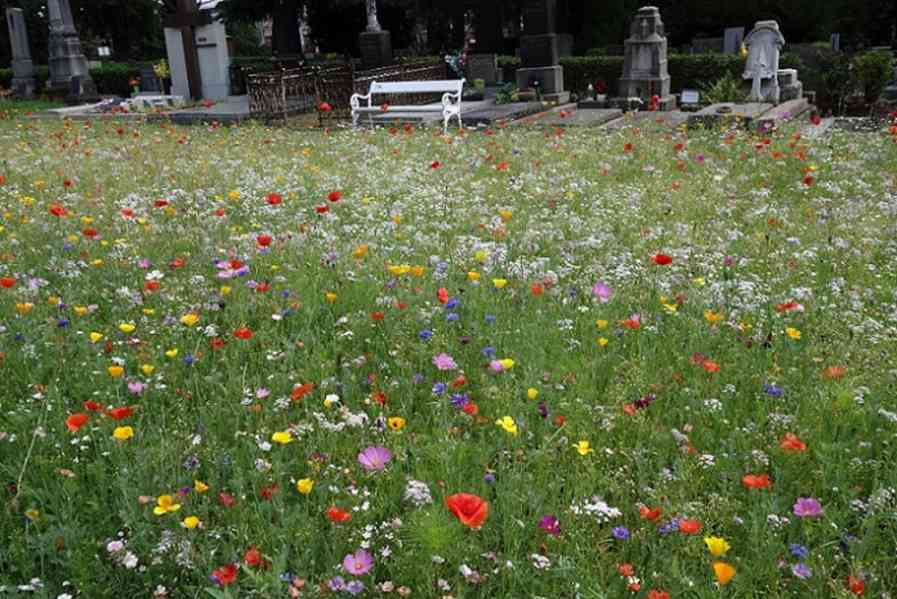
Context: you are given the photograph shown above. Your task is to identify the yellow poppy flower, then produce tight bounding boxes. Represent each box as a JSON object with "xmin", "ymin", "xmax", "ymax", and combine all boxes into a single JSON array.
[
  {"xmin": 118, "ymin": 323, "xmax": 136, "ymax": 334},
  {"xmin": 73, "ymin": 306, "xmax": 89, "ymax": 316},
  {"xmin": 704, "ymin": 309, "xmax": 724, "ymax": 324},
  {"xmin": 785, "ymin": 327, "xmax": 801, "ymax": 340},
  {"xmin": 153, "ymin": 494, "xmax": 181, "ymax": 516},
  {"xmin": 387, "ymin": 416, "xmax": 406, "ymax": 431},
  {"xmin": 141, "ymin": 364, "xmax": 155, "ymax": 375},
  {"xmin": 271, "ymin": 431, "xmax": 293, "ymax": 444},
  {"xmin": 112, "ymin": 426, "xmax": 133, "ymax": 440},
  {"xmin": 353, "ymin": 244, "xmax": 369, "ymax": 259},
  {"xmin": 108, "ymin": 365, "xmax": 124, "ymax": 378},
  {"xmin": 597, "ymin": 337, "xmax": 609, "ymax": 347},
  {"xmin": 573, "ymin": 440, "xmax": 593, "ymax": 456},
  {"xmin": 180, "ymin": 313, "xmax": 199, "ymax": 327},
  {"xmin": 15, "ymin": 302, "xmax": 33, "ymax": 315},
  {"xmin": 496, "ymin": 416, "xmax": 518, "ymax": 436},
  {"xmin": 527, "ymin": 388, "xmax": 539, "ymax": 400},
  {"xmin": 89, "ymin": 332, "xmax": 104, "ymax": 343},
  {"xmin": 325, "ymin": 292, "xmax": 337, "ymax": 303},
  {"xmin": 467, "ymin": 271, "xmax": 481, "ymax": 282},
  {"xmin": 296, "ymin": 478, "xmax": 314, "ymax": 494},
  {"xmin": 194, "ymin": 480, "xmax": 209, "ymax": 493},
  {"xmin": 704, "ymin": 536, "xmax": 731, "ymax": 557},
  {"xmin": 165, "ymin": 348, "xmax": 179, "ymax": 358},
  {"xmin": 182, "ymin": 516, "xmax": 201, "ymax": 529},
  {"xmin": 492, "ymin": 278, "xmax": 508, "ymax": 289},
  {"xmin": 499, "ymin": 358, "xmax": 515, "ymax": 370},
  {"xmin": 596, "ymin": 319, "xmax": 608, "ymax": 329}
]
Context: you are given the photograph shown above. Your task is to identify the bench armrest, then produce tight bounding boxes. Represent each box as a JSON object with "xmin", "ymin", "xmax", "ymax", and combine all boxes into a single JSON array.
[{"xmin": 350, "ymin": 92, "xmax": 372, "ymax": 109}]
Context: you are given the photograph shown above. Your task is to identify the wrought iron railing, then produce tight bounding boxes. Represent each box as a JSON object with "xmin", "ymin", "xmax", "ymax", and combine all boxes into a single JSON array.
[{"xmin": 246, "ymin": 60, "xmax": 448, "ymax": 123}]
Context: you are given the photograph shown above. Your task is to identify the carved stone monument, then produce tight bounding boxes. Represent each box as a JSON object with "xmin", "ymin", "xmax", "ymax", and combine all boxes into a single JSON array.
[
  {"xmin": 359, "ymin": 0, "xmax": 392, "ymax": 69},
  {"xmin": 5, "ymin": 8, "xmax": 36, "ymax": 98},
  {"xmin": 515, "ymin": 0, "xmax": 568, "ymax": 103},
  {"xmin": 743, "ymin": 20, "xmax": 785, "ymax": 104},
  {"xmin": 612, "ymin": 6, "xmax": 675, "ymax": 110},
  {"xmin": 164, "ymin": 2, "xmax": 231, "ymax": 100},
  {"xmin": 47, "ymin": 0, "xmax": 98, "ymax": 102}
]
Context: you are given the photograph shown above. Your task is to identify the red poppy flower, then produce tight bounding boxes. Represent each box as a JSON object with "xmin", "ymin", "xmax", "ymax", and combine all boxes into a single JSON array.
[
  {"xmin": 437, "ymin": 287, "xmax": 449, "ymax": 304},
  {"xmin": 211, "ymin": 337, "xmax": 226, "ymax": 350},
  {"xmin": 291, "ymin": 382, "xmax": 315, "ymax": 401},
  {"xmin": 327, "ymin": 506, "xmax": 352, "ymax": 523},
  {"xmin": 647, "ymin": 590, "xmax": 671, "ymax": 599},
  {"xmin": 622, "ymin": 403, "xmax": 637, "ymax": 416},
  {"xmin": 639, "ymin": 506, "xmax": 662, "ymax": 521},
  {"xmin": 256, "ymin": 234, "xmax": 272, "ymax": 247},
  {"xmin": 211, "ymin": 563, "xmax": 238, "ymax": 586},
  {"xmin": 315, "ymin": 204, "xmax": 329, "ymax": 214},
  {"xmin": 259, "ymin": 484, "xmax": 279, "ymax": 500},
  {"xmin": 107, "ymin": 406, "xmax": 133, "ymax": 421},
  {"xmin": 83, "ymin": 400, "xmax": 103, "ymax": 412},
  {"xmin": 214, "ymin": 208, "xmax": 226, "ymax": 217},
  {"xmin": 218, "ymin": 492, "xmax": 236, "ymax": 508},
  {"xmin": 617, "ymin": 563, "xmax": 635, "ymax": 577},
  {"xmin": 169, "ymin": 257, "xmax": 185, "ymax": 269},
  {"xmin": 266, "ymin": 193, "xmax": 282, "ymax": 206},
  {"xmin": 370, "ymin": 311, "xmax": 385, "ymax": 321},
  {"xmin": 821, "ymin": 365, "xmax": 847, "ymax": 380},
  {"xmin": 255, "ymin": 281, "xmax": 269, "ymax": 293},
  {"xmin": 154, "ymin": 199, "xmax": 169, "ymax": 208},
  {"xmin": 802, "ymin": 175, "xmax": 814, "ymax": 186},
  {"xmin": 451, "ymin": 375, "xmax": 466, "ymax": 389},
  {"xmin": 65, "ymin": 413, "xmax": 89, "ymax": 432},
  {"xmin": 846, "ymin": 576, "xmax": 865, "ymax": 596},
  {"xmin": 621, "ymin": 318, "xmax": 641, "ymax": 330},
  {"xmin": 144, "ymin": 280, "xmax": 160, "ymax": 292},
  {"xmin": 702, "ymin": 360, "xmax": 720, "ymax": 373},
  {"xmin": 810, "ymin": 113, "xmax": 822, "ymax": 126},
  {"xmin": 243, "ymin": 546, "xmax": 264, "ymax": 568},
  {"xmin": 652, "ymin": 253, "xmax": 673, "ymax": 265},
  {"xmin": 120, "ymin": 207, "xmax": 134, "ymax": 218},
  {"xmin": 430, "ymin": 160, "xmax": 441, "ymax": 169},
  {"xmin": 623, "ymin": 142, "xmax": 633, "ymax": 152},
  {"xmin": 495, "ymin": 161, "xmax": 510, "ymax": 171},
  {"xmin": 742, "ymin": 473, "xmax": 772, "ymax": 489},
  {"xmin": 530, "ymin": 282, "xmax": 544, "ymax": 296},
  {"xmin": 49, "ymin": 203, "xmax": 68, "ymax": 217},
  {"xmin": 775, "ymin": 300, "xmax": 800, "ymax": 312},
  {"xmin": 233, "ymin": 327, "xmax": 253, "ymax": 340},
  {"xmin": 328, "ymin": 191, "xmax": 342, "ymax": 202},
  {"xmin": 553, "ymin": 415, "xmax": 566, "ymax": 426},
  {"xmin": 678, "ymin": 518, "xmax": 702, "ymax": 534},
  {"xmin": 0, "ymin": 277, "xmax": 16, "ymax": 289},
  {"xmin": 82, "ymin": 227, "xmax": 98, "ymax": 238},
  {"xmin": 462, "ymin": 402, "xmax": 479, "ymax": 416},
  {"xmin": 318, "ymin": 102, "xmax": 332, "ymax": 112},
  {"xmin": 780, "ymin": 432, "xmax": 807, "ymax": 452},
  {"xmin": 445, "ymin": 493, "xmax": 489, "ymax": 529}
]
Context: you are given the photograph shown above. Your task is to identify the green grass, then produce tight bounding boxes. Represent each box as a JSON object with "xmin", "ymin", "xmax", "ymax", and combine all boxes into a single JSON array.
[
  {"xmin": 0, "ymin": 98, "xmax": 65, "ymax": 119},
  {"xmin": 0, "ymin": 115, "xmax": 896, "ymax": 599}
]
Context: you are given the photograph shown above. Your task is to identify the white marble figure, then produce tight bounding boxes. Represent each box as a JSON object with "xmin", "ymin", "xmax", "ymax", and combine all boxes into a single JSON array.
[
  {"xmin": 743, "ymin": 20, "xmax": 785, "ymax": 103},
  {"xmin": 366, "ymin": 0, "xmax": 381, "ymax": 33}
]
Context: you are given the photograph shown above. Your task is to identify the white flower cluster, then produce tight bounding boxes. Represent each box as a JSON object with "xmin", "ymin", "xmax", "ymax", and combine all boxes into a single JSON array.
[{"xmin": 569, "ymin": 496, "xmax": 622, "ymax": 523}]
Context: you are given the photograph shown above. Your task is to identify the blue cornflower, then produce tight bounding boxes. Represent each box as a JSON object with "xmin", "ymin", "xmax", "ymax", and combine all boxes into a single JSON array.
[
  {"xmin": 446, "ymin": 312, "xmax": 459, "ymax": 322},
  {"xmin": 764, "ymin": 383, "xmax": 784, "ymax": 397},
  {"xmin": 432, "ymin": 382, "xmax": 447, "ymax": 395},
  {"xmin": 481, "ymin": 346, "xmax": 496, "ymax": 357},
  {"xmin": 418, "ymin": 329, "xmax": 433, "ymax": 341},
  {"xmin": 57, "ymin": 318, "xmax": 70, "ymax": 328},
  {"xmin": 789, "ymin": 543, "xmax": 809, "ymax": 559},
  {"xmin": 445, "ymin": 297, "xmax": 459, "ymax": 310},
  {"xmin": 658, "ymin": 518, "xmax": 680, "ymax": 535},
  {"xmin": 183, "ymin": 354, "xmax": 195, "ymax": 365},
  {"xmin": 346, "ymin": 580, "xmax": 365, "ymax": 595},
  {"xmin": 328, "ymin": 577, "xmax": 346, "ymax": 591},
  {"xmin": 612, "ymin": 526, "xmax": 630, "ymax": 540},
  {"xmin": 484, "ymin": 472, "xmax": 496, "ymax": 484},
  {"xmin": 450, "ymin": 393, "xmax": 470, "ymax": 409},
  {"xmin": 791, "ymin": 563, "xmax": 812, "ymax": 579},
  {"xmin": 485, "ymin": 314, "xmax": 496, "ymax": 324}
]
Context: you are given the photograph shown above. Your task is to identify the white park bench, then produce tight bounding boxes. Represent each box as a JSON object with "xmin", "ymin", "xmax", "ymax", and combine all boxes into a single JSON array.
[{"xmin": 350, "ymin": 79, "xmax": 465, "ymax": 133}]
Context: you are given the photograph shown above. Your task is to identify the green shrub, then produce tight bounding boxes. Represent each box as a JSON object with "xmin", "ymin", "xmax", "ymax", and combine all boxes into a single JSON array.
[
  {"xmin": 852, "ymin": 50, "xmax": 894, "ymax": 101},
  {"xmin": 817, "ymin": 51, "xmax": 853, "ymax": 114},
  {"xmin": 1, "ymin": 63, "xmax": 142, "ymax": 97},
  {"xmin": 701, "ymin": 71, "xmax": 746, "ymax": 104}
]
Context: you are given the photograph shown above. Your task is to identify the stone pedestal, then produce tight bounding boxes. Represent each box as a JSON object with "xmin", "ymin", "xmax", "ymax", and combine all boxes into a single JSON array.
[
  {"xmin": 516, "ymin": 65, "xmax": 569, "ymax": 102},
  {"xmin": 6, "ymin": 8, "xmax": 36, "ymax": 98},
  {"xmin": 612, "ymin": 6, "xmax": 675, "ymax": 111},
  {"xmin": 516, "ymin": 0, "xmax": 567, "ymax": 102},
  {"xmin": 47, "ymin": 0, "xmax": 97, "ymax": 102},
  {"xmin": 777, "ymin": 68, "xmax": 803, "ymax": 102},
  {"xmin": 360, "ymin": 30, "xmax": 392, "ymax": 69}
]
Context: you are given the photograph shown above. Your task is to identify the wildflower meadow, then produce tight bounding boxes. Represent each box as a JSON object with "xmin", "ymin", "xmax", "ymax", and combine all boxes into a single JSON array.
[{"xmin": 1, "ymin": 116, "xmax": 896, "ymax": 599}]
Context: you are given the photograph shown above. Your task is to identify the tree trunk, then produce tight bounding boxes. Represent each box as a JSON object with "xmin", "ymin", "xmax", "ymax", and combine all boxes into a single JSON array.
[{"xmin": 272, "ymin": 0, "xmax": 301, "ymax": 56}]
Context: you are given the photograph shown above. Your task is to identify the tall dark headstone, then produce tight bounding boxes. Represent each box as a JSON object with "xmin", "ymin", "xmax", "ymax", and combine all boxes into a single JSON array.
[
  {"xmin": 516, "ymin": 0, "xmax": 568, "ymax": 102},
  {"xmin": 612, "ymin": 6, "xmax": 675, "ymax": 110},
  {"xmin": 47, "ymin": 0, "xmax": 98, "ymax": 102},
  {"xmin": 5, "ymin": 8, "xmax": 36, "ymax": 98},
  {"xmin": 359, "ymin": 0, "xmax": 392, "ymax": 69}
]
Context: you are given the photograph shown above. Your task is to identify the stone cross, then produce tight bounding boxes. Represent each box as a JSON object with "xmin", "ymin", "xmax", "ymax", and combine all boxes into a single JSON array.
[
  {"xmin": 163, "ymin": 0, "xmax": 211, "ymax": 100},
  {"xmin": 6, "ymin": 8, "xmax": 36, "ymax": 97},
  {"xmin": 366, "ymin": 0, "xmax": 381, "ymax": 33},
  {"xmin": 743, "ymin": 20, "xmax": 785, "ymax": 103}
]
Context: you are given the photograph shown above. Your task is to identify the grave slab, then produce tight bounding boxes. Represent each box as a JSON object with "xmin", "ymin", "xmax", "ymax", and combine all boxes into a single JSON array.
[
  {"xmin": 755, "ymin": 97, "xmax": 811, "ymax": 130},
  {"xmin": 687, "ymin": 102, "xmax": 772, "ymax": 129},
  {"xmin": 529, "ymin": 107, "xmax": 623, "ymax": 127}
]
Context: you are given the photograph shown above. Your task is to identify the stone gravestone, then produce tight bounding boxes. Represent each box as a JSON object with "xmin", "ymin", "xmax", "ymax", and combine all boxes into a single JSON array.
[
  {"xmin": 5, "ymin": 8, "xmax": 36, "ymax": 98},
  {"xmin": 743, "ymin": 20, "xmax": 786, "ymax": 104},
  {"xmin": 467, "ymin": 54, "xmax": 499, "ymax": 85},
  {"xmin": 613, "ymin": 6, "xmax": 675, "ymax": 110},
  {"xmin": 47, "ymin": 0, "xmax": 98, "ymax": 102},
  {"xmin": 359, "ymin": 0, "xmax": 392, "ymax": 69},
  {"xmin": 830, "ymin": 33, "xmax": 840, "ymax": 52},
  {"xmin": 139, "ymin": 67, "xmax": 164, "ymax": 93},
  {"xmin": 516, "ymin": 0, "xmax": 568, "ymax": 103},
  {"xmin": 724, "ymin": 27, "xmax": 745, "ymax": 54}
]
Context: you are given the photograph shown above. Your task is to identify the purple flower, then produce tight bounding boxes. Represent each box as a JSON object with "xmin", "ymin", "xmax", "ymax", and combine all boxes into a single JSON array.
[
  {"xmin": 789, "ymin": 543, "xmax": 809, "ymax": 559},
  {"xmin": 342, "ymin": 549, "xmax": 374, "ymax": 575},
  {"xmin": 612, "ymin": 526, "xmax": 630, "ymax": 540},
  {"xmin": 357, "ymin": 446, "xmax": 392, "ymax": 471},
  {"xmin": 449, "ymin": 393, "xmax": 470, "ymax": 409},
  {"xmin": 483, "ymin": 472, "xmax": 496, "ymax": 484},
  {"xmin": 763, "ymin": 383, "xmax": 784, "ymax": 397},
  {"xmin": 432, "ymin": 382, "xmax": 447, "ymax": 395},
  {"xmin": 127, "ymin": 381, "xmax": 146, "ymax": 395},
  {"xmin": 791, "ymin": 563, "xmax": 812, "ymax": 579},
  {"xmin": 346, "ymin": 580, "xmax": 365, "ymax": 595},
  {"xmin": 592, "ymin": 281, "xmax": 613, "ymax": 303},
  {"xmin": 432, "ymin": 353, "xmax": 457, "ymax": 371},
  {"xmin": 793, "ymin": 497, "xmax": 823, "ymax": 518},
  {"xmin": 539, "ymin": 515, "xmax": 561, "ymax": 537},
  {"xmin": 328, "ymin": 576, "xmax": 346, "ymax": 591},
  {"xmin": 418, "ymin": 330, "xmax": 433, "ymax": 341},
  {"xmin": 658, "ymin": 518, "xmax": 679, "ymax": 535}
]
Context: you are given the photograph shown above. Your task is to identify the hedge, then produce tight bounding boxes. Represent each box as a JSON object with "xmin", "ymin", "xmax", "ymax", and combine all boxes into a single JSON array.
[{"xmin": 1, "ymin": 62, "xmax": 148, "ymax": 97}]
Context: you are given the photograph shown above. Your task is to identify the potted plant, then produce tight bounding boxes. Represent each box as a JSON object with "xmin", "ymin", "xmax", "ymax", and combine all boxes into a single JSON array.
[{"xmin": 154, "ymin": 59, "xmax": 171, "ymax": 95}]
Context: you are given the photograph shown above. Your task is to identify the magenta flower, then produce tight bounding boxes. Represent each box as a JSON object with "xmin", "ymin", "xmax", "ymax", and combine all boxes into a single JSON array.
[
  {"xmin": 127, "ymin": 381, "xmax": 145, "ymax": 395},
  {"xmin": 432, "ymin": 353, "xmax": 457, "ymax": 371},
  {"xmin": 793, "ymin": 497, "xmax": 823, "ymax": 518},
  {"xmin": 342, "ymin": 549, "xmax": 374, "ymax": 575},
  {"xmin": 538, "ymin": 514, "xmax": 561, "ymax": 537},
  {"xmin": 591, "ymin": 281, "xmax": 613, "ymax": 303},
  {"xmin": 358, "ymin": 446, "xmax": 392, "ymax": 471},
  {"xmin": 488, "ymin": 360, "xmax": 504, "ymax": 373}
]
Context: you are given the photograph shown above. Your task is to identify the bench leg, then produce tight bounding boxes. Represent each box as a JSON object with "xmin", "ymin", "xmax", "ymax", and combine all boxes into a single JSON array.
[{"xmin": 352, "ymin": 111, "xmax": 359, "ymax": 129}]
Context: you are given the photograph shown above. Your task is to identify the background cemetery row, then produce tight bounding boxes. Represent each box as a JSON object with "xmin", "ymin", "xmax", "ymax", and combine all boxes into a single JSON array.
[{"xmin": 2, "ymin": 0, "xmax": 896, "ymax": 115}]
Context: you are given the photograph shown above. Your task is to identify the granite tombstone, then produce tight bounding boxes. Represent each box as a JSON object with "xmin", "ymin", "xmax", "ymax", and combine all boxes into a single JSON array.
[{"xmin": 5, "ymin": 8, "xmax": 36, "ymax": 98}]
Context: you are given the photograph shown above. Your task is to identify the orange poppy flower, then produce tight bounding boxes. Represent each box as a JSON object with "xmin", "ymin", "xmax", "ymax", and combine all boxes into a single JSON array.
[
  {"xmin": 65, "ymin": 413, "xmax": 89, "ymax": 432},
  {"xmin": 326, "ymin": 506, "xmax": 351, "ymax": 523},
  {"xmin": 741, "ymin": 473, "xmax": 772, "ymax": 489},
  {"xmin": 639, "ymin": 506, "xmax": 662, "ymax": 521},
  {"xmin": 679, "ymin": 518, "xmax": 702, "ymax": 534},
  {"xmin": 780, "ymin": 432, "xmax": 807, "ymax": 452},
  {"xmin": 822, "ymin": 365, "xmax": 847, "ymax": 380},
  {"xmin": 445, "ymin": 493, "xmax": 489, "ymax": 529}
]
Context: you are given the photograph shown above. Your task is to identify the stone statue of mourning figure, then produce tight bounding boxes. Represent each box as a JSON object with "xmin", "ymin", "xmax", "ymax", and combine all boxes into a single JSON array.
[{"xmin": 743, "ymin": 20, "xmax": 785, "ymax": 104}]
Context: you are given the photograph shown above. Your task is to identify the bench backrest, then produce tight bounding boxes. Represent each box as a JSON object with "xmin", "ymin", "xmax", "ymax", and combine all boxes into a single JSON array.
[{"xmin": 368, "ymin": 79, "xmax": 464, "ymax": 95}]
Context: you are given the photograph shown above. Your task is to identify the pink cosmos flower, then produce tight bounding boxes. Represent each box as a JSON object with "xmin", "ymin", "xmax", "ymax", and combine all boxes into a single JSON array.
[
  {"xmin": 793, "ymin": 497, "xmax": 823, "ymax": 518},
  {"xmin": 127, "ymin": 381, "xmax": 145, "ymax": 395},
  {"xmin": 358, "ymin": 446, "xmax": 392, "ymax": 471},
  {"xmin": 592, "ymin": 281, "xmax": 613, "ymax": 303},
  {"xmin": 342, "ymin": 549, "xmax": 374, "ymax": 575},
  {"xmin": 432, "ymin": 353, "xmax": 457, "ymax": 371}
]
